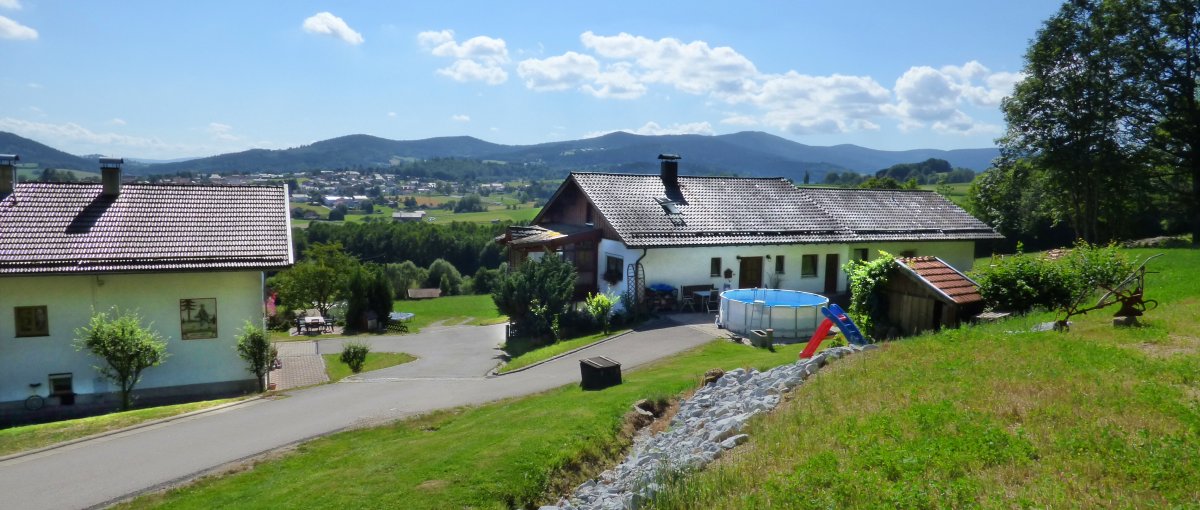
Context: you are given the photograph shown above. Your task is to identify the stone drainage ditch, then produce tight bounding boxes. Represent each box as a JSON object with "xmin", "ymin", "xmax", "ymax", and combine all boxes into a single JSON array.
[{"xmin": 541, "ymin": 344, "xmax": 877, "ymax": 510}]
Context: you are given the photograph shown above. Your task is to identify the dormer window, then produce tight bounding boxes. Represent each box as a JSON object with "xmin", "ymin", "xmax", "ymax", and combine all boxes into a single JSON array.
[{"xmin": 655, "ymin": 197, "xmax": 681, "ymax": 215}]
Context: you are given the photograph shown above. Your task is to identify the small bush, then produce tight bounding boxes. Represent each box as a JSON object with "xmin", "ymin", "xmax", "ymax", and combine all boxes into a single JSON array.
[
  {"xmin": 339, "ymin": 341, "xmax": 371, "ymax": 373},
  {"xmin": 585, "ymin": 292, "xmax": 617, "ymax": 334}
]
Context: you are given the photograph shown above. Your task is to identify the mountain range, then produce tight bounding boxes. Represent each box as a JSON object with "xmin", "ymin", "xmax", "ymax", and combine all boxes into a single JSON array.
[{"xmin": 0, "ymin": 130, "xmax": 999, "ymax": 182}]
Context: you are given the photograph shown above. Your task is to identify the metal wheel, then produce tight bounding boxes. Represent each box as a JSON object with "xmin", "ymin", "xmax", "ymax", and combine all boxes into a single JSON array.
[{"xmin": 24, "ymin": 394, "xmax": 45, "ymax": 411}]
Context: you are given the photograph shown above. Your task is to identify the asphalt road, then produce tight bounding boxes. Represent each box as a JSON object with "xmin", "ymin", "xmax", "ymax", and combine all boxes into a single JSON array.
[{"xmin": 0, "ymin": 315, "xmax": 721, "ymax": 510}]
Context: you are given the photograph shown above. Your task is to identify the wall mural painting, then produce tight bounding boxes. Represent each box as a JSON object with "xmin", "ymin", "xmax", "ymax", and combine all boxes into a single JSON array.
[{"xmin": 179, "ymin": 298, "xmax": 218, "ymax": 340}]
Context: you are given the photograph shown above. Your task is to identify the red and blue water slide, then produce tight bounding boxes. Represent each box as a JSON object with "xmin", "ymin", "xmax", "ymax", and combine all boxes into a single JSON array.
[{"xmin": 799, "ymin": 304, "xmax": 868, "ymax": 359}]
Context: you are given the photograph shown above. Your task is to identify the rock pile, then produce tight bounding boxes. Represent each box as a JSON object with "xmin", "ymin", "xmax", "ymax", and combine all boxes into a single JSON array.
[{"xmin": 542, "ymin": 343, "xmax": 876, "ymax": 510}]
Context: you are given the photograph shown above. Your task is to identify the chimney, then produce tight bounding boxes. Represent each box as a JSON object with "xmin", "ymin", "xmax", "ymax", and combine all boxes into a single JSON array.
[
  {"xmin": 100, "ymin": 157, "xmax": 124, "ymax": 196},
  {"xmin": 658, "ymin": 153, "xmax": 680, "ymax": 187},
  {"xmin": 0, "ymin": 154, "xmax": 17, "ymax": 196}
]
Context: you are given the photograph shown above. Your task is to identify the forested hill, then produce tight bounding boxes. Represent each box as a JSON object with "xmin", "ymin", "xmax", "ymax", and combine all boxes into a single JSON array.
[{"xmin": 0, "ymin": 130, "xmax": 999, "ymax": 183}]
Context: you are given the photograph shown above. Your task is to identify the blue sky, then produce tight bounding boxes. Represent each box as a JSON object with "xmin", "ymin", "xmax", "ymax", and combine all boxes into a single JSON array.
[{"xmin": 1, "ymin": 1, "xmax": 1061, "ymax": 160}]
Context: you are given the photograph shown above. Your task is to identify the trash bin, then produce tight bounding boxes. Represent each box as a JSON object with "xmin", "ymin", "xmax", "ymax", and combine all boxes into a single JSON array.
[{"xmin": 580, "ymin": 356, "xmax": 622, "ymax": 390}]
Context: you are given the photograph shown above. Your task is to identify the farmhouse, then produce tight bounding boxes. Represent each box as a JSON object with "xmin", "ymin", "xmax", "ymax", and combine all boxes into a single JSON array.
[
  {"xmin": 499, "ymin": 155, "xmax": 1001, "ymax": 302},
  {"xmin": 0, "ymin": 156, "xmax": 293, "ymax": 422}
]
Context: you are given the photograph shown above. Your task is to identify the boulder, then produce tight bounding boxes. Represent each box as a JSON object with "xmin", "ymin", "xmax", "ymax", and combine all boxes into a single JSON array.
[{"xmin": 702, "ymin": 368, "xmax": 725, "ymax": 385}]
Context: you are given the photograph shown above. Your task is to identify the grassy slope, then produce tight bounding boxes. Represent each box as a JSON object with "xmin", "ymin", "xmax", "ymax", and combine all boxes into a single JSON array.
[
  {"xmin": 0, "ymin": 398, "xmax": 242, "ymax": 457},
  {"xmin": 648, "ymin": 248, "xmax": 1200, "ymax": 509},
  {"xmin": 122, "ymin": 342, "xmax": 807, "ymax": 509},
  {"xmin": 392, "ymin": 294, "xmax": 507, "ymax": 332},
  {"xmin": 321, "ymin": 352, "xmax": 416, "ymax": 382}
]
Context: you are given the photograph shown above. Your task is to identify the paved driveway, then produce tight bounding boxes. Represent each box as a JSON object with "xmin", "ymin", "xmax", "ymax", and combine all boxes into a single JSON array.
[{"xmin": 0, "ymin": 315, "xmax": 721, "ymax": 510}]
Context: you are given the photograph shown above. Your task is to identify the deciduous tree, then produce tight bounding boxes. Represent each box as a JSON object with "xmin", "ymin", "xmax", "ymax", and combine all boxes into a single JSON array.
[{"xmin": 75, "ymin": 309, "xmax": 169, "ymax": 410}]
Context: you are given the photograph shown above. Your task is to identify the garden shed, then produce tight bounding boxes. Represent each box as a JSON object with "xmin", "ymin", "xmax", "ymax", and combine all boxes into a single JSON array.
[{"xmin": 883, "ymin": 257, "xmax": 984, "ymax": 336}]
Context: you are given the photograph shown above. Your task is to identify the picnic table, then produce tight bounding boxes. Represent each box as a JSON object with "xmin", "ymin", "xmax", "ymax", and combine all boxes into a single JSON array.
[
  {"xmin": 388, "ymin": 312, "xmax": 414, "ymax": 333},
  {"xmin": 298, "ymin": 316, "xmax": 332, "ymax": 334}
]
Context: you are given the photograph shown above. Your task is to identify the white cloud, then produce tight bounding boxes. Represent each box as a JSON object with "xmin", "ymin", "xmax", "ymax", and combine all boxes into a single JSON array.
[
  {"xmin": 436, "ymin": 59, "xmax": 508, "ymax": 85},
  {"xmin": 0, "ymin": 15, "xmax": 37, "ymax": 40},
  {"xmin": 419, "ymin": 29, "xmax": 509, "ymax": 85},
  {"xmin": 451, "ymin": 114, "xmax": 470, "ymax": 122},
  {"xmin": 580, "ymin": 31, "xmax": 758, "ymax": 99},
  {"xmin": 387, "ymin": 111, "xmax": 397, "ymax": 118},
  {"xmin": 26, "ymin": 82, "xmax": 41, "ymax": 89},
  {"xmin": 0, "ymin": 0, "xmax": 20, "ymax": 10},
  {"xmin": 886, "ymin": 61, "xmax": 1016, "ymax": 134},
  {"xmin": 585, "ymin": 121, "xmax": 715, "ymax": 138},
  {"xmin": 302, "ymin": 12, "xmax": 364, "ymax": 45},
  {"xmin": 207, "ymin": 122, "xmax": 238, "ymax": 141},
  {"xmin": 517, "ymin": 51, "xmax": 599, "ymax": 91},
  {"xmin": 109, "ymin": 118, "xmax": 127, "ymax": 126},
  {"xmin": 0, "ymin": 117, "xmax": 180, "ymax": 153}
]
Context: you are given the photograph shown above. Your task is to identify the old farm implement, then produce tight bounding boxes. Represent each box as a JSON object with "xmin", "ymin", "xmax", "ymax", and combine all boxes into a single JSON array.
[{"xmin": 1057, "ymin": 253, "xmax": 1162, "ymax": 330}]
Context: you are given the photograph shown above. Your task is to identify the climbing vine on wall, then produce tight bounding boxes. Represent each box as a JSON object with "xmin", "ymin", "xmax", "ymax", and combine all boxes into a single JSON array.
[{"xmin": 844, "ymin": 251, "xmax": 896, "ymax": 340}]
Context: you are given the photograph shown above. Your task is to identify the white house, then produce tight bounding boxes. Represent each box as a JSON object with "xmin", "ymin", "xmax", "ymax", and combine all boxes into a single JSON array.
[
  {"xmin": 499, "ymin": 155, "xmax": 1001, "ymax": 302},
  {"xmin": 0, "ymin": 156, "xmax": 293, "ymax": 423}
]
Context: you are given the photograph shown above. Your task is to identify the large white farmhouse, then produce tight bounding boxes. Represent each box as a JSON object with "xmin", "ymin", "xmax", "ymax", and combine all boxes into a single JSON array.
[
  {"xmin": 0, "ymin": 156, "xmax": 293, "ymax": 423},
  {"xmin": 500, "ymin": 155, "xmax": 1001, "ymax": 302}
]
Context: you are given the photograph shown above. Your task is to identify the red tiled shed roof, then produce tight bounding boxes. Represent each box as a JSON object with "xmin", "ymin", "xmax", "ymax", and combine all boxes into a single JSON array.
[
  {"xmin": 897, "ymin": 256, "xmax": 982, "ymax": 305},
  {"xmin": 0, "ymin": 183, "xmax": 293, "ymax": 275}
]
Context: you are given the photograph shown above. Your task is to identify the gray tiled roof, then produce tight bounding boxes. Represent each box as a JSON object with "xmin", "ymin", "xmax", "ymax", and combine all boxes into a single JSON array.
[
  {"xmin": 0, "ymin": 183, "xmax": 293, "ymax": 275},
  {"xmin": 799, "ymin": 187, "xmax": 1000, "ymax": 241},
  {"xmin": 567, "ymin": 173, "xmax": 1000, "ymax": 248}
]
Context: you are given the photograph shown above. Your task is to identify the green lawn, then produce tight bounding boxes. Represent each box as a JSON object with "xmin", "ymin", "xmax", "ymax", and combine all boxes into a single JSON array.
[
  {"xmin": 0, "ymin": 397, "xmax": 244, "ymax": 457},
  {"xmin": 120, "ymin": 341, "xmax": 805, "ymax": 509},
  {"xmin": 393, "ymin": 294, "xmax": 507, "ymax": 332},
  {"xmin": 646, "ymin": 248, "xmax": 1200, "ymax": 509},
  {"xmin": 499, "ymin": 329, "xmax": 629, "ymax": 373},
  {"xmin": 321, "ymin": 352, "xmax": 416, "ymax": 381}
]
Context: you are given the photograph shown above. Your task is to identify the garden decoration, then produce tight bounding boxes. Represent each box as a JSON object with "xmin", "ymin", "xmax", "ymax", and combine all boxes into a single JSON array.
[{"xmin": 1056, "ymin": 253, "xmax": 1162, "ymax": 331}]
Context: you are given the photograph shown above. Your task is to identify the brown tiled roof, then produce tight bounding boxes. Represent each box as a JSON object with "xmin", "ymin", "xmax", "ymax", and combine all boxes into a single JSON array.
[
  {"xmin": 0, "ymin": 183, "xmax": 293, "ymax": 275},
  {"xmin": 563, "ymin": 173, "xmax": 1001, "ymax": 248},
  {"xmin": 800, "ymin": 187, "xmax": 1001, "ymax": 241},
  {"xmin": 897, "ymin": 256, "xmax": 983, "ymax": 305}
]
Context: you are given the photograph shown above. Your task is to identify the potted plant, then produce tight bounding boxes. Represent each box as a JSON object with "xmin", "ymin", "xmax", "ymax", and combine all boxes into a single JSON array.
[{"xmin": 603, "ymin": 269, "xmax": 623, "ymax": 286}]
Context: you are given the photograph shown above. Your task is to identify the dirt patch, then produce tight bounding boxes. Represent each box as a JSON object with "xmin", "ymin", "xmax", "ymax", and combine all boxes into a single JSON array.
[
  {"xmin": 416, "ymin": 479, "xmax": 449, "ymax": 491},
  {"xmin": 1135, "ymin": 334, "xmax": 1200, "ymax": 358}
]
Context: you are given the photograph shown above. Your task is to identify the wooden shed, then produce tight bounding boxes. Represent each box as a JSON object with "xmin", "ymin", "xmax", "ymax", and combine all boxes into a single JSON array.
[{"xmin": 883, "ymin": 257, "xmax": 984, "ymax": 336}]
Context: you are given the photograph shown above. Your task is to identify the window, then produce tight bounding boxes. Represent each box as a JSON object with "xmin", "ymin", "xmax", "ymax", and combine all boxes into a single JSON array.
[
  {"xmin": 585, "ymin": 206, "xmax": 594, "ymax": 224},
  {"xmin": 14, "ymin": 305, "xmax": 49, "ymax": 337},
  {"xmin": 900, "ymin": 250, "xmax": 917, "ymax": 258},
  {"xmin": 853, "ymin": 248, "xmax": 869, "ymax": 261},
  {"xmin": 710, "ymin": 257, "xmax": 722, "ymax": 277},
  {"xmin": 801, "ymin": 254, "xmax": 818, "ymax": 277},
  {"xmin": 604, "ymin": 255, "xmax": 624, "ymax": 284},
  {"xmin": 775, "ymin": 255, "xmax": 785, "ymax": 274}
]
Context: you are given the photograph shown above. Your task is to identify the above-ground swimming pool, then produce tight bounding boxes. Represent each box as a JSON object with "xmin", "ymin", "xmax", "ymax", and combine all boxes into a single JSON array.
[{"xmin": 718, "ymin": 288, "xmax": 830, "ymax": 341}]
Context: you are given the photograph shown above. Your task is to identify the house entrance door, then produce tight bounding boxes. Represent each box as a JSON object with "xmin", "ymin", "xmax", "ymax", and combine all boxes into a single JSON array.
[
  {"xmin": 738, "ymin": 256, "xmax": 763, "ymax": 289},
  {"xmin": 824, "ymin": 254, "xmax": 840, "ymax": 294}
]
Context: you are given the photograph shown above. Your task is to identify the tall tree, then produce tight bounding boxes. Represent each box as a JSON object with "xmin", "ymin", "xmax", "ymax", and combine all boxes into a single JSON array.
[
  {"xmin": 999, "ymin": 0, "xmax": 1145, "ymax": 242},
  {"xmin": 1124, "ymin": 0, "xmax": 1200, "ymax": 244}
]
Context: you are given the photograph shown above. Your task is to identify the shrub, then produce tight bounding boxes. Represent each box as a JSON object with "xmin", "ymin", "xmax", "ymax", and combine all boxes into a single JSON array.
[
  {"xmin": 584, "ymin": 292, "xmax": 617, "ymax": 334},
  {"xmin": 235, "ymin": 321, "xmax": 272, "ymax": 392},
  {"xmin": 972, "ymin": 241, "xmax": 1132, "ymax": 314},
  {"xmin": 493, "ymin": 254, "xmax": 576, "ymax": 340},
  {"xmin": 74, "ymin": 308, "xmax": 170, "ymax": 410},
  {"xmin": 843, "ymin": 252, "xmax": 895, "ymax": 340},
  {"xmin": 339, "ymin": 342, "xmax": 371, "ymax": 373}
]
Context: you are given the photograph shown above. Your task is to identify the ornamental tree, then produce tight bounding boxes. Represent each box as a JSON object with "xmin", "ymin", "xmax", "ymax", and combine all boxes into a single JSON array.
[{"xmin": 75, "ymin": 309, "xmax": 169, "ymax": 410}]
